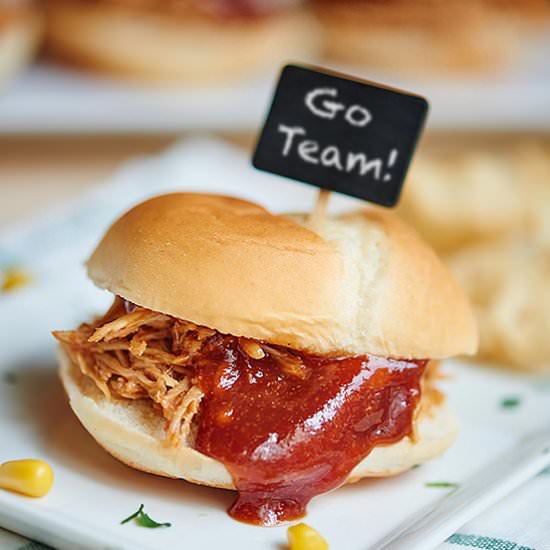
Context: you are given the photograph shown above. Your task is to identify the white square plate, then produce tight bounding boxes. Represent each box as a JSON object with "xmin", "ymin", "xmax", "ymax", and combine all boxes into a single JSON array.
[{"xmin": 1, "ymin": 139, "xmax": 549, "ymax": 550}]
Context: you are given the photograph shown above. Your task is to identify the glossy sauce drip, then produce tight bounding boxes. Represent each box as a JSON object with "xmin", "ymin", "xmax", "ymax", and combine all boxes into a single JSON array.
[{"xmin": 194, "ymin": 335, "xmax": 426, "ymax": 526}]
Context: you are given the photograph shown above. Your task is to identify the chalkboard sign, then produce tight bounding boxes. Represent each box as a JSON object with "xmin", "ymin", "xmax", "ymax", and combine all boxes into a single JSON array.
[{"xmin": 253, "ymin": 64, "xmax": 428, "ymax": 207}]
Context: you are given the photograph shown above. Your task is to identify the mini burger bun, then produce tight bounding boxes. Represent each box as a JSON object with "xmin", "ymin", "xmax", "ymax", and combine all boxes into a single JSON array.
[
  {"xmin": 0, "ymin": 5, "xmax": 42, "ymax": 88},
  {"xmin": 59, "ymin": 346, "xmax": 458, "ymax": 487},
  {"xmin": 45, "ymin": 1, "xmax": 321, "ymax": 83},
  {"xmin": 87, "ymin": 193, "xmax": 478, "ymax": 359},
  {"xmin": 314, "ymin": 0, "xmax": 518, "ymax": 74}
]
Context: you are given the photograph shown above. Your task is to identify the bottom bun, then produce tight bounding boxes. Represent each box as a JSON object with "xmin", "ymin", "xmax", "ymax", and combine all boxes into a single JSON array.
[{"xmin": 59, "ymin": 346, "xmax": 458, "ymax": 489}]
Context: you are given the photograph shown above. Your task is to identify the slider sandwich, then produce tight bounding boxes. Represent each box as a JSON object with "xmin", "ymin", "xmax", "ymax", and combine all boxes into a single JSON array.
[
  {"xmin": 314, "ymin": 0, "xmax": 519, "ymax": 74},
  {"xmin": 54, "ymin": 193, "xmax": 477, "ymax": 526},
  {"xmin": 45, "ymin": 0, "xmax": 321, "ymax": 83}
]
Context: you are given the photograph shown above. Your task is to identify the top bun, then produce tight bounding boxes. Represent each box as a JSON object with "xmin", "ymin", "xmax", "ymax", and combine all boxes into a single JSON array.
[{"xmin": 87, "ymin": 193, "xmax": 477, "ymax": 359}]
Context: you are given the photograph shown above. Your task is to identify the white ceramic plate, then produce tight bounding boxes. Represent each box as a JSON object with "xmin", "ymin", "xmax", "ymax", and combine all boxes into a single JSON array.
[{"xmin": 1, "ymin": 139, "xmax": 549, "ymax": 550}]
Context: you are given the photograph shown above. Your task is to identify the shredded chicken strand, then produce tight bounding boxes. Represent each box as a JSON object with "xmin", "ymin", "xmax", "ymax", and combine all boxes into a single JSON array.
[
  {"xmin": 54, "ymin": 298, "xmax": 207, "ymax": 446},
  {"xmin": 262, "ymin": 344, "xmax": 307, "ymax": 379},
  {"xmin": 53, "ymin": 298, "xmax": 283, "ymax": 447},
  {"xmin": 88, "ymin": 309, "xmax": 170, "ymax": 342}
]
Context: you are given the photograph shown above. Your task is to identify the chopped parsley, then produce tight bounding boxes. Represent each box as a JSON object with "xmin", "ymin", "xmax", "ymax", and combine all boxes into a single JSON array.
[
  {"xmin": 425, "ymin": 481, "xmax": 459, "ymax": 489},
  {"xmin": 120, "ymin": 504, "xmax": 171, "ymax": 528},
  {"xmin": 2, "ymin": 372, "xmax": 17, "ymax": 384},
  {"xmin": 500, "ymin": 397, "xmax": 521, "ymax": 409}
]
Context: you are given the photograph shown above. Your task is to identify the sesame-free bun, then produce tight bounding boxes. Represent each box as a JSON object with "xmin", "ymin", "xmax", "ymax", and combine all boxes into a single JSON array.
[
  {"xmin": 314, "ymin": 0, "xmax": 518, "ymax": 74},
  {"xmin": 45, "ymin": 0, "xmax": 321, "ymax": 83},
  {"xmin": 0, "ymin": 4, "xmax": 43, "ymax": 88},
  {"xmin": 87, "ymin": 193, "xmax": 477, "ymax": 359},
  {"xmin": 59, "ymin": 346, "xmax": 458, "ymax": 487}
]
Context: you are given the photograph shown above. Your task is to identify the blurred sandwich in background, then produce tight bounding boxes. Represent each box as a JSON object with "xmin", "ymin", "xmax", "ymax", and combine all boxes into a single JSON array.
[
  {"xmin": 313, "ymin": 0, "xmax": 549, "ymax": 74},
  {"xmin": 44, "ymin": 0, "xmax": 322, "ymax": 83},
  {"xmin": 449, "ymin": 237, "xmax": 550, "ymax": 373},
  {"xmin": 398, "ymin": 142, "xmax": 550, "ymax": 253},
  {"xmin": 0, "ymin": 0, "xmax": 43, "ymax": 88},
  {"xmin": 398, "ymin": 140, "xmax": 550, "ymax": 372}
]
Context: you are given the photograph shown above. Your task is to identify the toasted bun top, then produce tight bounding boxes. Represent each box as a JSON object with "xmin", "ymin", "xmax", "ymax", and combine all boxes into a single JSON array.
[{"xmin": 87, "ymin": 193, "xmax": 477, "ymax": 358}]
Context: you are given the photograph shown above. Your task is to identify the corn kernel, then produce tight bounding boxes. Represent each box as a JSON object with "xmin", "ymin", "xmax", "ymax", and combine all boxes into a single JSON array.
[
  {"xmin": 239, "ymin": 338, "xmax": 265, "ymax": 360},
  {"xmin": 0, "ymin": 459, "xmax": 54, "ymax": 498},
  {"xmin": 288, "ymin": 523, "xmax": 329, "ymax": 550},
  {"xmin": 1, "ymin": 268, "xmax": 32, "ymax": 293}
]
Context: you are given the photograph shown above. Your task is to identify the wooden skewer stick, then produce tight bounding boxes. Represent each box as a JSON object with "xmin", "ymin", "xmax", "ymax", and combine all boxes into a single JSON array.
[{"xmin": 309, "ymin": 188, "xmax": 331, "ymax": 226}]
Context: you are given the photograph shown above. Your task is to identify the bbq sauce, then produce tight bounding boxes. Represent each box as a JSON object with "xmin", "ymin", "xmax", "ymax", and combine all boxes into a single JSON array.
[{"xmin": 194, "ymin": 336, "xmax": 426, "ymax": 526}]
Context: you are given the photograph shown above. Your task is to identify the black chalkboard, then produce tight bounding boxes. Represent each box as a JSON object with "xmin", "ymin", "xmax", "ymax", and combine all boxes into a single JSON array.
[{"xmin": 253, "ymin": 64, "xmax": 428, "ymax": 207}]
